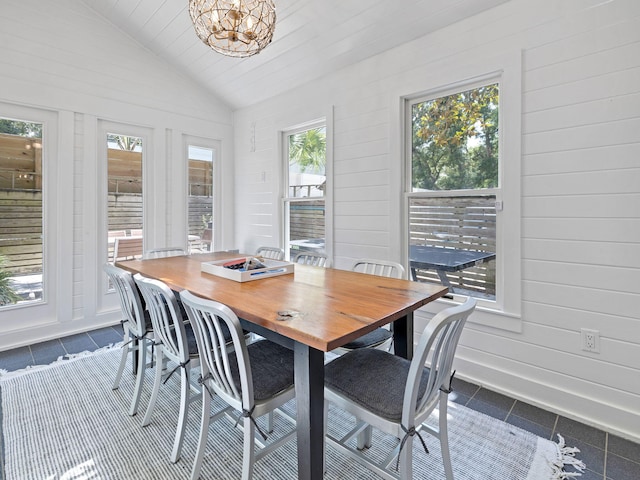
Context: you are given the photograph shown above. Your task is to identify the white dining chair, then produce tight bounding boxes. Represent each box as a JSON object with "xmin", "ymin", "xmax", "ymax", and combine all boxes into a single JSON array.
[
  {"xmin": 324, "ymin": 297, "xmax": 476, "ymax": 480},
  {"xmin": 332, "ymin": 259, "xmax": 406, "ymax": 355},
  {"xmin": 143, "ymin": 247, "xmax": 187, "ymax": 259},
  {"xmin": 294, "ymin": 251, "xmax": 329, "ymax": 267},
  {"xmin": 352, "ymin": 258, "xmax": 405, "ymax": 279},
  {"xmin": 133, "ymin": 274, "xmax": 201, "ymax": 464},
  {"xmin": 255, "ymin": 246, "xmax": 285, "ymax": 260},
  {"xmin": 180, "ymin": 290, "xmax": 297, "ymax": 480},
  {"xmin": 103, "ymin": 263, "xmax": 152, "ymax": 417}
]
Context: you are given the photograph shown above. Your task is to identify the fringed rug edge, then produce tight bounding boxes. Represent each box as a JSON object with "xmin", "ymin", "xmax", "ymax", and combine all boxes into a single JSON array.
[{"xmin": 526, "ymin": 433, "xmax": 586, "ymax": 479}]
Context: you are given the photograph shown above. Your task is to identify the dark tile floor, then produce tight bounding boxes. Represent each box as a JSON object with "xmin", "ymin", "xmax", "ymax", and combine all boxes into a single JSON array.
[{"xmin": 1, "ymin": 325, "xmax": 639, "ymax": 480}]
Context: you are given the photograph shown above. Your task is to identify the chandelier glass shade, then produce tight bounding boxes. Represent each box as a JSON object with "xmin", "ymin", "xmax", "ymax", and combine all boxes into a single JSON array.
[{"xmin": 189, "ymin": 0, "xmax": 276, "ymax": 58}]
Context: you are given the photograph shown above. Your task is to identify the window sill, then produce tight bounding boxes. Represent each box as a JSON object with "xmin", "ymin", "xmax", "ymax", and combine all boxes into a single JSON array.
[{"xmin": 417, "ymin": 296, "xmax": 522, "ymax": 333}]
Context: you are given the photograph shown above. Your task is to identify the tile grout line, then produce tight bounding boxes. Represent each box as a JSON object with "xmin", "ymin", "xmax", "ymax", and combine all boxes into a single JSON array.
[{"xmin": 603, "ymin": 432, "xmax": 608, "ymax": 480}]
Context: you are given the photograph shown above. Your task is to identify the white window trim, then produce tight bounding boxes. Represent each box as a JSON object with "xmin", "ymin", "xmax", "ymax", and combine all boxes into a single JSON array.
[
  {"xmin": 0, "ymin": 103, "xmax": 63, "ymax": 332},
  {"xmin": 96, "ymin": 120, "xmax": 153, "ymax": 313},
  {"xmin": 280, "ymin": 113, "xmax": 333, "ymax": 263},
  {"xmin": 400, "ymin": 51, "xmax": 522, "ymax": 332}
]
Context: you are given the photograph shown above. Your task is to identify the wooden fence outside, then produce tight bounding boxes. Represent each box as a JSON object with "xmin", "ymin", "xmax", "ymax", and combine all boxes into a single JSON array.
[
  {"xmin": 0, "ymin": 190, "xmax": 213, "ymax": 275},
  {"xmin": 289, "ymin": 201, "xmax": 325, "ymax": 241},
  {"xmin": 0, "ymin": 190, "xmax": 43, "ymax": 275},
  {"xmin": 409, "ymin": 195, "xmax": 496, "ymax": 296}
]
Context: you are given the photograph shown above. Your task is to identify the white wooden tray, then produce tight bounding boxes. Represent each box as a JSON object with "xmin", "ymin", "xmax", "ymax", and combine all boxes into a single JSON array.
[{"xmin": 201, "ymin": 257, "xmax": 294, "ymax": 282}]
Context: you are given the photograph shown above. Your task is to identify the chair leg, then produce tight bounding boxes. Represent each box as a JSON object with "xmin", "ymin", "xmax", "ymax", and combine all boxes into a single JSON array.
[
  {"xmin": 141, "ymin": 346, "xmax": 163, "ymax": 424},
  {"xmin": 398, "ymin": 433, "xmax": 413, "ymax": 480},
  {"xmin": 264, "ymin": 411, "xmax": 274, "ymax": 433},
  {"xmin": 113, "ymin": 328, "xmax": 130, "ymax": 391},
  {"xmin": 190, "ymin": 390, "xmax": 211, "ymax": 480},
  {"xmin": 170, "ymin": 367, "xmax": 190, "ymax": 463},
  {"xmin": 241, "ymin": 414, "xmax": 256, "ymax": 480},
  {"xmin": 439, "ymin": 392, "xmax": 454, "ymax": 480},
  {"xmin": 356, "ymin": 424, "xmax": 372, "ymax": 450},
  {"xmin": 128, "ymin": 337, "xmax": 147, "ymax": 416}
]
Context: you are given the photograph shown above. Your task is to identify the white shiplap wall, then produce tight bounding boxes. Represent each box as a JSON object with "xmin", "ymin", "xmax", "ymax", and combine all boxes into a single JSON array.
[
  {"xmin": 0, "ymin": 0, "xmax": 234, "ymax": 348},
  {"xmin": 233, "ymin": 0, "xmax": 640, "ymax": 441}
]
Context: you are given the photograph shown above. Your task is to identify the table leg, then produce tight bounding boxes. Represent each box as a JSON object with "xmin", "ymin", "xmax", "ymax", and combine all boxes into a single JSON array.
[
  {"xmin": 392, "ymin": 312, "xmax": 414, "ymax": 360},
  {"xmin": 294, "ymin": 343, "xmax": 325, "ymax": 480},
  {"xmin": 436, "ymin": 269, "xmax": 452, "ymax": 288}
]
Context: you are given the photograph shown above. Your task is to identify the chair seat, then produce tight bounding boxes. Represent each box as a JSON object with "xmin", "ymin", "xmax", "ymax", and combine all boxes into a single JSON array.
[
  {"xmin": 229, "ymin": 340, "xmax": 295, "ymax": 401},
  {"xmin": 325, "ymin": 348, "xmax": 430, "ymax": 422},
  {"xmin": 342, "ymin": 327, "xmax": 393, "ymax": 349}
]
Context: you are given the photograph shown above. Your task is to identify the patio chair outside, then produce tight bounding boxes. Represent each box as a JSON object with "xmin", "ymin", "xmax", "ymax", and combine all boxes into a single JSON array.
[{"xmin": 113, "ymin": 236, "xmax": 143, "ymax": 262}]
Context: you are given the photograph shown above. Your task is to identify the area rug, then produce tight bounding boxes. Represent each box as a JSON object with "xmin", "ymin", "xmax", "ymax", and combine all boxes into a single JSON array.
[{"xmin": 0, "ymin": 347, "xmax": 584, "ymax": 480}]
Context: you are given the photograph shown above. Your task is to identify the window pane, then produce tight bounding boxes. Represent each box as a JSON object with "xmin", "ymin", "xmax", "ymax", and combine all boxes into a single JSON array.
[
  {"xmin": 408, "ymin": 83, "xmax": 499, "ymax": 301},
  {"xmin": 285, "ymin": 126, "xmax": 326, "ymax": 260},
  {"xmin": 411, "ymin": 84, "xmax": 498, "ymax": 192},
  {"xmin": 287, "ymin": 200, "xmax": 326, "ymax": 258},
  {"xmin": 107, "ymin": 133, "xmax": 143, "ymax": 263},
  {"xmin": 409, "ymin": 196, "xmax": 496, "ymax": 299},
  {"xmin": 288, "ymin": 127, "xmax": 326, "ymax": 198},
  {"xmin": 188, "ymin": 145, "xmax": 214, "ymax": 252},
  {"xmin": 0, "ymin": 118, "xmax": 44, "ymax": 307}
]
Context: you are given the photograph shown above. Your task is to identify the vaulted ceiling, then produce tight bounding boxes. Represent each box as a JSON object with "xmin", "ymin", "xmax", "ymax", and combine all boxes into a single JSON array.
[{"xmin": 81, "ymin": 0, "xmax": 509, "ymax": 110}]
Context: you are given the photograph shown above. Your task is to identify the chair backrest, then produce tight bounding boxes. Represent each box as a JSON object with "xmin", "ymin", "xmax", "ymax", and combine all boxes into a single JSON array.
[
  {"xmin": 294, "ymin": 252, "xmax": 329, "ymax": 267},
  {"xmin": 133, "ymin": 274, "xmax": 189, "ymax": 365},
  {"xmin": 180, "ymin": 290, "xmax": 253, "ymax": 411},
  {"xmin": 403, "ymin": 297, "xmax": 476, "ymax": 426},
  {"xmin": 255, "ymin": 246, "xmax": 285, "ymax": 260},
  {"xmin": 114, "ymin": 237, "xmax": 144, "ymax": 262},
  {"xmin": 143, "ymin": 247, "xmax": 187, "ymax": 259},
  {"xmin": 351, "ymin": 259, "xmax": 405, "ymax": 279},
  {"xmin": 103, "ymin": 263, "xmax": 146, "ymax": 338}
]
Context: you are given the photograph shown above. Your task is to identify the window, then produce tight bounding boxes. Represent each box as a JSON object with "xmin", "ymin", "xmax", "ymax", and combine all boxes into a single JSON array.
[
  {"xmin": 187, "ymin": 144, "xmax": 214, "ymax": 252},
  {"xmin": 0, "ymin": 117, "xmax": 44, "ymax": 307},
  {"xmin": 407, "ymin": 83, "xmax": 498, "ymax": 302},
  {"xmin": 404, "ymin": 58, "xmax": 521, "ymax": 325},
  {"xmin": 107, "ymin": 133, "xmax": 143, "ymax": 264},
  {"xmin": 283, "ymin": 123, "xmax": 326, "ymax": 261}
]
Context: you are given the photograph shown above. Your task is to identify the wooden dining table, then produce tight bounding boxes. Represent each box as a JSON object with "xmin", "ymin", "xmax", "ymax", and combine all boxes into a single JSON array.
[{"xmin": 117, "ymin": 252, "xmax": 448, "ymax": 480}]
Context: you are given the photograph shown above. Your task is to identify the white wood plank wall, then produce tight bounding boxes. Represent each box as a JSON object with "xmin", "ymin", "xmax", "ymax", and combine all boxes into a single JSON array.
[
  {"xmin": 0, "ymin": 0, "xmax": 234, "ymax": 346},
  {"xmin": 233, "ymin": 0, "xmax": 640, "ymax": 441}
]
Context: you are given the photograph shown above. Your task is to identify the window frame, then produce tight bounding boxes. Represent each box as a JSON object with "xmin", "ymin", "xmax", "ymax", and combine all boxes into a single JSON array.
[
  {"xmin": 281, "ymin": 118, "xmax": 331, "ymax": 262},
  {"xmin": 402, "ymin": 57, "xmax": 521, "ymax": 330},
  {"xmin": 0, "ymin": 103, "xmax": 64, "ymax": 331},
  {"xmin": 97, "ymin": 121, "xmax": 153, "ymax": 309}
]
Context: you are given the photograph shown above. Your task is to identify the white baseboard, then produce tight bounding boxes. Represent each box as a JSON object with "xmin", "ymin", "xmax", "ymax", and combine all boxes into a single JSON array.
[{"xmin": 454, "ymin": 355, "xmax": 640, "ymax": 444}]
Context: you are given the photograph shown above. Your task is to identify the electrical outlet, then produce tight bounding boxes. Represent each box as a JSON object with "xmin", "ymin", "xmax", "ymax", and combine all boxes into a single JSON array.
[{"xmin": 581, "ymin": 328, "xmax": 600, "ymax": 353}]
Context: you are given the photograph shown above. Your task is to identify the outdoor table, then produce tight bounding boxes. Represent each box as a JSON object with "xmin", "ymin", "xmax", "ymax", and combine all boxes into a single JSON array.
[
  {"xmin": 117, "ymin": 252, "xmax": 447, "ymax": 480},
  {"xmin": 409, "ymin": 244, "xmax": 496, "ymax": 292}
]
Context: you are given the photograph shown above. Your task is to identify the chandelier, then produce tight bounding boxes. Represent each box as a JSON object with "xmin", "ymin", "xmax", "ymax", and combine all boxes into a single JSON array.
[{"xmin": 189, "ymin": 0, "xmax": 276, "ymax": 58}]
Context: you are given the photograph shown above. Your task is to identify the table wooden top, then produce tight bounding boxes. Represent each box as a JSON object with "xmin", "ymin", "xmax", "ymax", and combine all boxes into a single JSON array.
[{"xmin": 117, "ymin": 252, "xmax": 448, "ymax": 352}]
